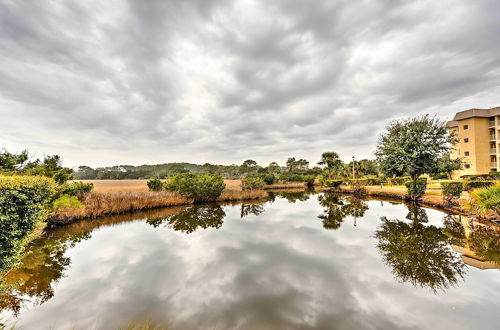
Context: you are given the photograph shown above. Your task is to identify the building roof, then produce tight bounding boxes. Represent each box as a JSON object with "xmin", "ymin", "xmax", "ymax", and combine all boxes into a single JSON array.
[{"xmin": 446, "ymin": 106, "xmax": 500, "ymax": 127}]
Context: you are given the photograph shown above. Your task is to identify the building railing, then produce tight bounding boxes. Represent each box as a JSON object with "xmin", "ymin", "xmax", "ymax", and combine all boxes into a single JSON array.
[
  {"xmin": 489, "ymin": 120, "xmax": 496, "ymax": 127},
  {"xmin": 491, "ymin": 148, "xmax": 497, "ymax": 154},
  {"xmin": 490, "ymin": 135, "xmax": 496, "ymax": 140},
  {"xmin": 491, "ymin": 162, "xmax": 498, "ymax": 168}
]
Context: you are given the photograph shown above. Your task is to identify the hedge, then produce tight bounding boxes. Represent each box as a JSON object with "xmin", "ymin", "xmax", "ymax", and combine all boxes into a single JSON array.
[
  {"xmin": 463, "ymin": 180, "xmax": 495, "ymax": 191},
  {"xmin": 348, "ymin": 178, "xmax": 382, "ymax": 186},
  {"xmin": 0, "ymin": 175, "xmax": 57, "ymax": 273},
  {"xmin": 386, "ymin": 176, "xmax": 411, "ymax": 185}
]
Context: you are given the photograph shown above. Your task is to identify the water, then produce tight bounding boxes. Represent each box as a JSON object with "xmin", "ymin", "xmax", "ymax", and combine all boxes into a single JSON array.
[{"xmin": 1, "ymin": 191, "xmax": 499, "ymax": 329}]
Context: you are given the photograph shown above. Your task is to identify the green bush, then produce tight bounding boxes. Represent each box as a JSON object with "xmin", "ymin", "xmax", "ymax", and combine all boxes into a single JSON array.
[
  {"xmin": 348, "ymin": 178, "xmax": 380, "ymax": 186},
  {"xmin": 259, "ymin": 173, "xmax": 276, "ymax": 185},
  {"xmin": 0, "ymin": 175, "xmax": 57, "ymax": 273},
  {"xmin": 324, "ymin": 180, "xmax": 343, "ymax": 188},
  {"xmin": 302, "ymin": 175, "xmax": 316, "ymax": 186},
  {"xmin": 165, "ymin": 173, "xmax": 225, "ymax": 202},
  {"xmin": 405, "ymin": 178, "xmax": 427, "ymax": 201},
  {"xmin": 241, "ymin": 177, "xmax": 265, "ymax": 190},
  {"xmin": 52, "ymin": 194, "xmax": 83, "ymax": 212},
  {"xmin": 463, "ymin": 180, "xmax": 495, "ymax": 191},
  {"xmin": 147, "ymin": 178, "xmax": 164, "ymax": 192},
  {"xmin": 461, "ymin": 173, "xmax": 500, "ymax": 181},
  {"xmin": 432, "ymin": 173, "xmax": 449, "ymax": 180},
  {"xmin": 278, "ymin": 173, "xmax": 315, "ymax": 183},
  {"xmin": 59, "ymin": 181, "xmax": 93, "ymax": 196},
  {"xmin": 441, "ymin": 181, "xmax": 463, "ymax": 205}
]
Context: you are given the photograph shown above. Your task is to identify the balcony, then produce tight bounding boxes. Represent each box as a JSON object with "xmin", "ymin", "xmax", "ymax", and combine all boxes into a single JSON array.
[
  {"xmin": 491, "ymin": 149, "xmax": 497, "ymax": 154},
  {"xmin": 491, "ymin": 162, "xmax": 498, "ymax": 168},
  {"xmin": 490, "ymin": 134, "xmax": 496, "ymax": 140},
  {"xmin": 489, "ymin": 120, "xmax": 496, "ymax": 127}
]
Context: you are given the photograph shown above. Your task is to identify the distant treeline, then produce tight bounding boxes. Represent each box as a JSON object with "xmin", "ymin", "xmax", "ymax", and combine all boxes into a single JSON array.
[{"xmin": 74, "ymin": 158, "xmax": 380, "ymax": 180}]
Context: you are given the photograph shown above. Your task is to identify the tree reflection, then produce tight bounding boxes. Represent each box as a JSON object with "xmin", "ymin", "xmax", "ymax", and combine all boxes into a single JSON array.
[
  {"xmin": 240, "ymin": 202, "xmax": 265, "ymax": 218},
  {"xmin": 374, "ymin": 206, "xmax": 466, "ymax": 292},
  {"xmin": 0, "ymin": 231, "xmax": 91, "ymax": 316},
  {"xmin": 270, "ymin": 189, "xmax": 315, "ymax": 203},
  {"xmin": 317, "ymin": 194, "xmax": 368, "ymax": 230},
  {"xmin": 146, "ymin": 205, "xmax": 226, "ymax": 234}
]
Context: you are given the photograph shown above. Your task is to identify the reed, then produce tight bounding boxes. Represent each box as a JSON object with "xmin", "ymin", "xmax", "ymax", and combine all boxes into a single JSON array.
[{"xmin": 48, "ymin": 189, "xmax": 267, "ymax": 225}]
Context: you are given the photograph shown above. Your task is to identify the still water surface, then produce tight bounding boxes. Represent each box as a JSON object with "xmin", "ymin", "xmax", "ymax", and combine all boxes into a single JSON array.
[{"xmin": 1, "ymin": 191, "xmax": 499, "ymax": 329}]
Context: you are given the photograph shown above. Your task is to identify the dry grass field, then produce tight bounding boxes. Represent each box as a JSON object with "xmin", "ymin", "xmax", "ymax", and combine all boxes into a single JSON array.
[{"xmin": 75, "ymin": 179, "xmax": 244, "ymax": 192}]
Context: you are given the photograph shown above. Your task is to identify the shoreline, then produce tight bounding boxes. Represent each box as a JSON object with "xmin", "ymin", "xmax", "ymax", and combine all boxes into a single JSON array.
[{"xmin": 47, "ymin": 185, "xmax": 499, "ymax": 227}]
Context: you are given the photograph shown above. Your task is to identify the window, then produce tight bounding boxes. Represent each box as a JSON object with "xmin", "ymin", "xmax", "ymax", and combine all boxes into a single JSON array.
[
  {"xmin": 463, "ymin": 125, "xmax": 469, "ymax": 130},
  {"xmin": 464, "ymin": 138, "xmax": 469, "ymax": 143},
  {"xmin": 465, "ymin": 164, "xmax": 471, "ymax": 169},
  {"xmin": 464, "ymin": 151, "xmax": 470, "ymax": 156}
]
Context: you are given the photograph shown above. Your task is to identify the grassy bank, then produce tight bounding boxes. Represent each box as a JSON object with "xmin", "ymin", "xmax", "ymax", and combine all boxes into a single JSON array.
[{"xmin": 48, "ymin": 189, "xmax": 267, "ymax": 226}]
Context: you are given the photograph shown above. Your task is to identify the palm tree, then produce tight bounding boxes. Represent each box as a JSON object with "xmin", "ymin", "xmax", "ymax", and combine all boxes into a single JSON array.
[{"xmin": 318, "ymin": 152, "xmax": 344, "ymax": 179}]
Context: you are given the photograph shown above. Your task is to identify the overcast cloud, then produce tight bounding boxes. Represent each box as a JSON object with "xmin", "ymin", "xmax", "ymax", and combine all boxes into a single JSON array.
[{"xmin": 1, "ymin": 0, "xmax": 499, "ymax": 167}]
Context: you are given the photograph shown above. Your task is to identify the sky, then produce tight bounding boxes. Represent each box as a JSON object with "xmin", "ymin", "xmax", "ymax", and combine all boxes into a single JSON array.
[{"xmin": 1, "ymin": 0, "xmax": 499, "ymax": 168}]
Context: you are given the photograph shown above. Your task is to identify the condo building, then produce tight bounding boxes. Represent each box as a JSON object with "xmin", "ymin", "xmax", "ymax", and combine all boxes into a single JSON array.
[{"xmin": 446, "ymin": 106, "xmax": 500, "ymax": 178}]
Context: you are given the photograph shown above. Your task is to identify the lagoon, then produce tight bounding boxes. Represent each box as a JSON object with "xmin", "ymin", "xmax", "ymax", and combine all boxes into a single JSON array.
[{"xmin": 1, "ymin": 191, "xmax": 499, "ymax": 329}]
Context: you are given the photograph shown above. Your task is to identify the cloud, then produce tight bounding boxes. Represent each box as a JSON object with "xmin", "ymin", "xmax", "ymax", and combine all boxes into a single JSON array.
[{"xmin": 1, "ymin": 0, "xmax": 499, "ymax": 167}]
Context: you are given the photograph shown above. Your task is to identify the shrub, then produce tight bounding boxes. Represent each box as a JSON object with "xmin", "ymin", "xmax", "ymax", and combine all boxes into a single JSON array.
[
  {"xmin": 52, "ymin": 194, "xmax": 83, "ymax": 212},
  {"xmin": 260, "ymin": 173, "xmax": 276, "ymax": 185},
  {"xmin": 463, "ymin": 180, "xmax": 495, "ymax": 191},
  {"xmin": 59, "ymin": 181, "xmax": 93, "ymax": 196},
  {"xmin": 441, "ymin": 181, "xmax": 463, "ymax": 205},
  {"xmin": 241, "ymin": 177, "xmax": 265, "ymax": 190},
  {"xmin": 405, "ymin": 178, "xmax": 427, "ymax": 201},
  {"xmin": 302, "ymin": 175, "xmax": 316, "ymax": 186},
  {"xmin": 165, "ymin": 173, "xmax": 225, "ymax": 202},
  {"xmin": 324, "ymin": 180, "xmax": 343, "ymax": 188},
  {"xmin": 432, "ymin": 173, "xmax": 449, "ymax": 180},
  {"xmin": 348, "ymin": 179, "xmax": 369, "ymax": 186},
  {"xmin": 147, "ymin": 178, "xmax": 164, "ymax": 192},
  {"xmin": 469, "ymin": 184, "xmax": 500, "ymax": 217},
  {"xmin": 0, "ymin": 175, "xmax": 57, "ymax": 273},
  {"xmin": 278, "ymin": 173, "xmax": 317, "ymax": 185}
]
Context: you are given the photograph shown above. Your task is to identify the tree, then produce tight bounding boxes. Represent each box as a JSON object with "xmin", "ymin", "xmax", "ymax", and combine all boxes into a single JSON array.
[
  {"xmin": 242, "ymin": 159, "xmax": 257, "ymax": 167},
  {"xmin": 286, "ymin": 157, "xmax": 297, "ymax": 173},
  {"xmin": 266, "ymin": 162, "xmax": 281, "ymax": 174},
  {"xmin": 318, "ymin": 152, "xmax": 344, "ymax": 179},
  {"xmin": 375, "ymin": 115, "xmax": 456, "ymax": 199},
  {"xmin": 437, "ymin": 154, "xmax": 462, "ymax": 179},
  {"xmin": 27, "ymin": 155, "xmax": 73, "ymax": 184},
  {"xmin": 0, "ymin": 149, "xmax": 29, "ymax": 172}
]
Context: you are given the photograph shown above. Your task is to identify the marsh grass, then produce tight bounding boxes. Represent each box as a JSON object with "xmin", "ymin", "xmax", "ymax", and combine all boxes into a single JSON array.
[
  {"xmin": 48, "ymin": 189, "xmax": 267, "ymax": 225},
  {"xmin": 263, "ymin": 182, "xmax": 307, "ymax": 190}
]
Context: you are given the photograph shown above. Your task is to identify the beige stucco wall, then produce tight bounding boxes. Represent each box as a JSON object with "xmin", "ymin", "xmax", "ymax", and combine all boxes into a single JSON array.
[{"xmin": 450, "ymin": 117, "xmax": 491, "ymax": 178}]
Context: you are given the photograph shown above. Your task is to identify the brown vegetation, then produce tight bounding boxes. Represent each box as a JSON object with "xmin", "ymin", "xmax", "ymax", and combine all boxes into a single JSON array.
[
  {"xmin": 48, "ymin": 189, "xmax": 267, "ymax": 226},
  {"xmin": 74, "ymin": 179, "xmax": 244, "ymax": 192},
  {"xmin": 263, "ymin": 182, "xmax": 308, "ymax": 190}
]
